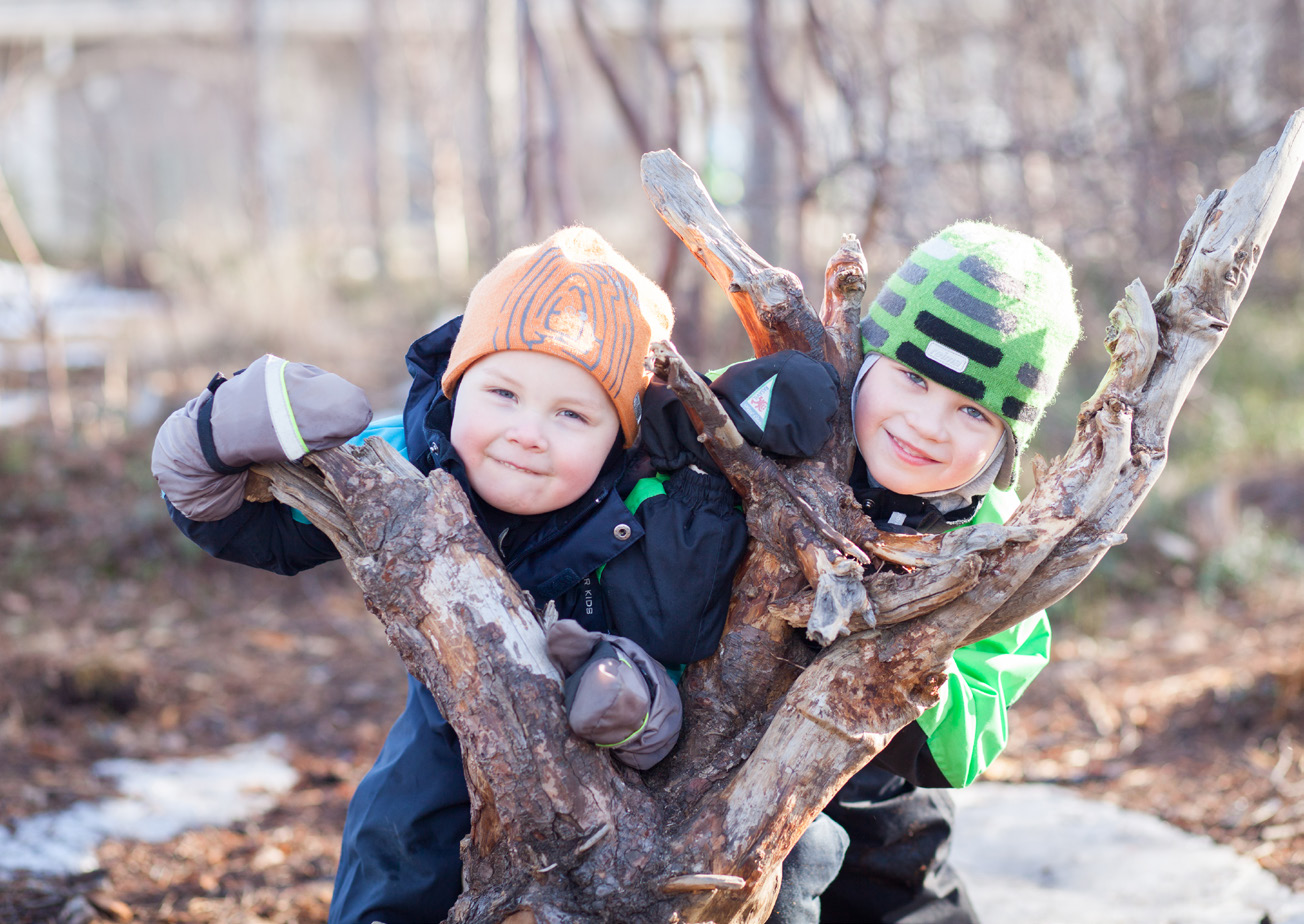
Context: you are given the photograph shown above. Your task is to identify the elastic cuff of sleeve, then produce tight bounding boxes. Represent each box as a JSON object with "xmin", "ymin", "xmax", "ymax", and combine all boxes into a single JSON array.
[
  {"xmin": 649, "ymin": 447, "xmax": 711, "ymax": 473},
  {"xmin": 663, "ymin": 466, "xmax": 738, "ymax": 507},
  {"xmin": 264, "ymin": 355, "xmax": 311, "ymax": 461},
  {"xmin": 595, "ymin": 710, "xmax": 650, "ymax": 749}
]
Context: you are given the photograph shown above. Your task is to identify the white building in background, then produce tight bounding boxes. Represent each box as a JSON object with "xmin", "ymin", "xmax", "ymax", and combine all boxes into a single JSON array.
[
  {"xmin": 0, "ymin": 0, "xmax": 794, "ymax": 286},
  {"xmin": 0, "ymin": 257, "xmax": 164, "ymax": 428},
  {"xmin": 0, "ymin": 1, "xmax": 739, "ymax": 280},
  {"xmin": 0, "ymin": 1, "xmax": 408, "ymax": 270},
  {"xmin": 0, "ymin": 0, "xmax": 765, "ymax": 431},
  {"xmin": 0, "ymin": 0, "xmax": 1293, "ymax": 331}
]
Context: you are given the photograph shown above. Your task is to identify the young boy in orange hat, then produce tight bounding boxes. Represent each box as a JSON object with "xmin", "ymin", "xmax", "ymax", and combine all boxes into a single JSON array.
[{"xmin": 152, "ymin": 226, "xmax": 839, "ymax": 923}]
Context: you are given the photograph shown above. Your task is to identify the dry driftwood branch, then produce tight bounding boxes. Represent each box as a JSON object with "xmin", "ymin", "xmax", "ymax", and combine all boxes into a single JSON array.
[
  {"xmin": 251, "ymin": 442, "xmax": 651, "ymax": 920},
  {"xmin": 962, "ymin": 105, "xmax": 1304, "ymax": 643},
  {"xmin": 251, "ymin": 110, "xmax": 1303, "ymax": 922},
  {"xmin": 640, "ymin": 149, "xmax": 833, "ymax": 361},
  {"xmin": 629, "ymin": 113, "xmax": 1303, "ymax": 922}
]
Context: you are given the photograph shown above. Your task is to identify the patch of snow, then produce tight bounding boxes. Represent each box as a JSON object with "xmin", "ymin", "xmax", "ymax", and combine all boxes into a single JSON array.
[
  {"xmin": 951, "ymin": 781, "xmax": 1304, "ymax": 924},
  {"xmin": 0, "ymin": 736, "xmax": 298, "ymax": 875},
  {"xmin": 0, "ymin": 260, "xmax": 163, "ymax": 349},
  {"xmin": 0, "ymin": 390, "xmax": 45, "ymax": 428}
]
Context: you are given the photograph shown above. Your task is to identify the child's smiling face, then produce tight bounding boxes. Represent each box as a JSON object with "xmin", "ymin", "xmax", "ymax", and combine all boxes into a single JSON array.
[
  {"xmin": 854, "ymin": 356, "xmax": 1004, "ymax": 496},
  {"xmin": 450, "ymin": 350, "xmax": 620, "ymax": 515}
]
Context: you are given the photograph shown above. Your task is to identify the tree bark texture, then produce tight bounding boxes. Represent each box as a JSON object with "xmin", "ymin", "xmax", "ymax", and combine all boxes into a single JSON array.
[{"xmin": 251, "ymin": 109, "xmax": 1304, "ymax": 923}]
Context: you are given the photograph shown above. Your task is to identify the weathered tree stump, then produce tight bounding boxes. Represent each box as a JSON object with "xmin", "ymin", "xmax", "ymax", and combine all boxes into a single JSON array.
[{"xmin": 251, "ymin": 108, "xmax": 1304, "ymax": 923}]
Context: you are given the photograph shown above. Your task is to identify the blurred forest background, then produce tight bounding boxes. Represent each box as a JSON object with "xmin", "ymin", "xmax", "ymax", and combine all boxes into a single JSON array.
[
  {"xmin": 2, "ymin": 0, "xmax": 1304, "ymax": 920},
  {"xmin": 2, "ymin": 0, "xmax": 1303, "ymax": 519},
  {"xmin": 3, "ymin": 0, "xmax": 1304, "ymax": 490}
]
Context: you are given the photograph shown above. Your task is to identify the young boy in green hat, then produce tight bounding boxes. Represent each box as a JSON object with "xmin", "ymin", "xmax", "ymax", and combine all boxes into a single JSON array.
[{"xmin": 685, "ymin": 220, "xmax": 1078, "ymax": 924}]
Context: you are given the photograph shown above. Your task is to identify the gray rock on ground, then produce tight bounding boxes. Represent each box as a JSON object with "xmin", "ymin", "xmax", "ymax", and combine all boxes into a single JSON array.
[{"xmin": 951, "ymin": 782, "xmax": 1304, "ymax": 924}]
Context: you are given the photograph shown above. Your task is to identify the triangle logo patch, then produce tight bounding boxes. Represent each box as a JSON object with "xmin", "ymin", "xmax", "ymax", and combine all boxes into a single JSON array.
[{"xmin": 741, "ymin": 374, "xmax": 777, "ymax": 432}]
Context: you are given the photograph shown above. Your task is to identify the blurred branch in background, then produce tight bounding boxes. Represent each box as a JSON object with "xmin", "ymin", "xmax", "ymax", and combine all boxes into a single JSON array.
[{"xmin": 0, "ymin": 160, "xmax": 71, "ymax": 434}]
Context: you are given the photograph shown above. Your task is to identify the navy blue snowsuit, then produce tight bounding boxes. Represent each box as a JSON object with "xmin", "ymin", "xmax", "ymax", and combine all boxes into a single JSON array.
[{"xmin": 166, "ymin": 316, "xmax": 748, "ymax": 924}]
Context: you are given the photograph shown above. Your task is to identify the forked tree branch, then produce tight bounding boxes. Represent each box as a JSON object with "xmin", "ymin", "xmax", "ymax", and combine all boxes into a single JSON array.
[
  {"xmin": 640, "ymin": 150, "xmax": 833, "ymax": 360},
  {"xmin": 637, "ymin": 113, "xmax": 1304, "ymax": 922},
  {"xmin": 245, "ymin": 110, "xmax": 1303, "ymax": 923}
]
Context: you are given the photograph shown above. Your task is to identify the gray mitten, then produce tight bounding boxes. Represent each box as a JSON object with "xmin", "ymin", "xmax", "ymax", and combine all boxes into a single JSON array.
[
  {"xmin": 546, "ymin": 619, "xmax": 683, "ymax": 770},
  {"xmin": 151, "ymin": 354, "xmax": 372, "ymax": 521}
]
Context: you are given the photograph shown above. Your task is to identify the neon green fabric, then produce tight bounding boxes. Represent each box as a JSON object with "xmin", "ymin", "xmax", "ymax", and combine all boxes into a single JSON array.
[
  {"xmin": 593, "ymin": 472, "xmax": 670, "ymax": 585},
  {"xmin": 621, "ymin": 472, "xmax": 669, "ymax": 515},
  {"xmin": 912, "ymin": 485, "xmax": 1052, "ymax": 787}
]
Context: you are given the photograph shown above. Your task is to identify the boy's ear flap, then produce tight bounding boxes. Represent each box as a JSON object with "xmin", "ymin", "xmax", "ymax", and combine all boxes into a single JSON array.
[{"xmin": 994, "ymin": 428, "xmax": 1017, "ymax": 491}]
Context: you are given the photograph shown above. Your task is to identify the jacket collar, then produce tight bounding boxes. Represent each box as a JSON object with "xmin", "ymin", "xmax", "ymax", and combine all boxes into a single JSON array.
[{"xmin": 849, "ymin": 456, "xmax": 981, "ymax": 534}]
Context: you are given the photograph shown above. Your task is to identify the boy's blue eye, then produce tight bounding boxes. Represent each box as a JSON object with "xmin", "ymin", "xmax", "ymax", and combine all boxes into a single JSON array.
[
  {"xmin": 904, "ymin": 370, "xmax": 927, "ymax": 387},
  {"xmin": 490, "ymin": 387, "xmax": 516, "ymax": 400},
  {"xmin": 962, "ymin": 406, "xmax": 991, "ymax": 423},
  {"xmin": 559, "ymin": 409, "xmax": 589, "ymax": 423}
]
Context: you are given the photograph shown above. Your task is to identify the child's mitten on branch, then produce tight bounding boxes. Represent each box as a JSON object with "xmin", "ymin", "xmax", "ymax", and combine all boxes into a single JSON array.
[
  {"xmin": 639, "ymin": 350, "xmax": 840, "ymax": 471},
  {"xmin": 709, "ymin": 350, "xmax": 840, "ymax": 457},
  {"xmin": 151, "ymin": 354, "xmax": 372, "ymax": 522},
  {"xmin": 545, "ymin": 619, "xmax": 683, "ymax": 770}
]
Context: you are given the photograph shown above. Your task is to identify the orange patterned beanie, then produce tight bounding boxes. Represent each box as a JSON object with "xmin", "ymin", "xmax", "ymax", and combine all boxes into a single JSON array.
[{"xmin": 442, "ymin": 226, "xmax": 674, "ymax": 445}]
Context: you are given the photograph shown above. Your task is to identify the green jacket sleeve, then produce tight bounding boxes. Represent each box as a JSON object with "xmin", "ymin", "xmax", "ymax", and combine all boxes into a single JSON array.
[{"xmin": 909, "ymin": 485, "xmax": 1052, "ymax": 787}]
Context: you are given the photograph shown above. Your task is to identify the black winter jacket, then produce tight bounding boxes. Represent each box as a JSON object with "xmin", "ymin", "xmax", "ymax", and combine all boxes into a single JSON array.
[
  {"xmin": 167, "ymin": 316, "xmax": 747, "ymax": 667},
  {"xmin": 163, "ymin": 317, "xmax": 751, "ymax": 924}
]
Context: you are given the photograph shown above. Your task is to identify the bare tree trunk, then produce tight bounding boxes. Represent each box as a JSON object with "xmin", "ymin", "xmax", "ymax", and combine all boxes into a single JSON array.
[
  {"xmin": 251, "ymin": 108, "xmax": 1304, "ymax": 923},
  {"xmin": 520, "ymin": 1, "xmax": 577, "ymax": 233},
  {"xmin": 470, "ymin": 0, "xmax": 508, "ymax": 264}
]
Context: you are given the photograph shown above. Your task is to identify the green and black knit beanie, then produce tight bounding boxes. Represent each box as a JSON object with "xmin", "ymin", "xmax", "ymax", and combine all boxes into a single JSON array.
[{"xmin": 860, "ymin": 221, "xmax": 1080, "ymax": 489}]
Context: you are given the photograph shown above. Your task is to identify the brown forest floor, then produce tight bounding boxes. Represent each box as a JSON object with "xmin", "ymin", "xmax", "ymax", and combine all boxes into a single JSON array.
[{"xmin": 3, "ymin": 428, "xmax": 1304, "ymax": 923}]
